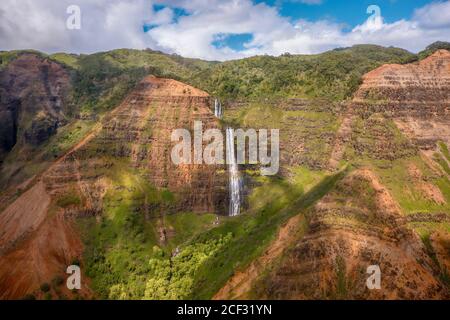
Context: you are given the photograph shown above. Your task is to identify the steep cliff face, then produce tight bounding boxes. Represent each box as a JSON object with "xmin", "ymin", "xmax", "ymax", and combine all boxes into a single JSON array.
[
  {"xmin": 46, "ymin": 76, "xmax": 227, "ymax": 214},
  {"xmin": 215, "ymin": 51, "xmax": 450, "ymax": 301},
  {"xmin": 353, "ymin": 50, "xmax": 450, "ymax": 150},
  {"xmin": 255, "ymin": 170, "xmax": 447, "ymax": 299},
  {"xmin": 354, "ymin": 49, "xmax": 450, "ymax": 104},
  {"xmin": 0, "ymin": 76, "xmax": 226, "ymax": 299},
  {"xmin": 216, "ymin": 169, "xmax": 448, "ymax": 300},
  {"xmin": 0, "ymin": 53, "xmax": 71, "ymax": 161}
]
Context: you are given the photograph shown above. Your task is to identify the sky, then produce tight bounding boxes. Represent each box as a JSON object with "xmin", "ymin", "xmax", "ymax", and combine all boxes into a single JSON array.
[{"xmin": 0, "ymin": 0, "xmax": 449, "ymax": 61}]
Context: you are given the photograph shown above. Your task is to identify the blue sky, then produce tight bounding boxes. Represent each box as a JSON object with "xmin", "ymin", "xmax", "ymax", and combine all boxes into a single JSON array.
[
  {"xmin": 259, "ymin": 0, "xmax": 432, "ymax": 26},
  {"xmin": 146, "ymin": 0, "xmax": 450, "ymax": 56},
  {"xmin": 1, "ymin": 0, "xmax": 450, "ymax": 60}
]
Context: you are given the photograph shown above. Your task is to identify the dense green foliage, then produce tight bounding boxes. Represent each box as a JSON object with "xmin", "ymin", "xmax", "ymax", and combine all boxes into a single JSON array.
[
  {"xmin": 3, "ymin": 44, "xmax": 420, "ymax": 114},
  {"xmin": 0, "ymin": 52, "xmax": 18, "ymax": 71},
  {"xmin": 192, "ymin": 45, "xmax": 416, "ymax": 101},
  {"xmin": 142, "ymin": 234, "xmax": 232, "ymax": 300},
  {"xmin": 0, "ymin": 50, "xmax": 45, "ymax": 70},
  {"xmin": 418, "ymin": 41, "xmax": 450, "ymax": 60},
  {"xmin": 65, "ymin": 49, "xmax": 215, "ymax": 116},
  {"xmin": 79, "ymin": 163, "xmax": 345, "ymax": 300}
]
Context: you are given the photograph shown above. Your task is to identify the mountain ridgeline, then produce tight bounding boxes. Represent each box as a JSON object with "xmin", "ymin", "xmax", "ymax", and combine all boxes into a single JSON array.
[{"xmin": 0, "ymin": 42, "xmax": 449, "ymax": 300}]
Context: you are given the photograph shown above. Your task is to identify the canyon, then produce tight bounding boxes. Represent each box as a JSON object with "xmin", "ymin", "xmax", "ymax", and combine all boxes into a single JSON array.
[
  {"xmin": 215, "ymin": 49, "xmax": 450, "ymax": 300},
  {"xmin": 0, "ymin": 46, "xmax": 449, "ymax": 300}
]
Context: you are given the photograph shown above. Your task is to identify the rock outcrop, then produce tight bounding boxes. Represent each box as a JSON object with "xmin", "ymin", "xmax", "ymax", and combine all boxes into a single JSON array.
[
  {"xmin": 354, "ymin": 50, "xmax": 450, "ymax": 105},
  {"xmin": 0, "ymin": 53, "xmax": 71, "ymax": 161},
  {"xmin": 352, "ymin": 50, "xmax": 450, "ymax": 149},
  {"xmin": 0, "ymin": 76, "xmax": 227, "ymax": 299},
  {"xmin": 44, "ymin": 76, "xmax": 227, "ymax": 214},
  {"xmin": 252, "ymin": 170, "xmax": 448, "ymax": 299}
]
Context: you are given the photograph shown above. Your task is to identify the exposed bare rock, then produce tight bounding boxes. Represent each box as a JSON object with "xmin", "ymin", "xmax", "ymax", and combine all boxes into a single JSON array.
[
  {"xmin": 0, "ymin": 76, "xmax": 227, "ymax": 299},
  {"xmin": 352, "ymin": 50, "xmax": 450, "ymax": 150},
  {"xmin": 0, "ymin": 53, "xmax": 71, "ymax": 160},
  {"xmin": 354, "ymin": 50, "xmax": 450, "ymax": 105},
  {"xmin": 252, "ymin": 169, "xmax": 449, "ymax": 300},
  {"xmin": 59, "ymin": 76, "xmax": 228, "ymax": 213},
  {"xmin": 430, "ymin": 232, "xmax": 450, "ymax": 278}
]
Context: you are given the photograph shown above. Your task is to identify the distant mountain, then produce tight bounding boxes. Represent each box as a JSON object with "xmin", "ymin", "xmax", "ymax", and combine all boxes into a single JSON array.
[{"xmin": 419, "ymin": 41, "xmax": 450, "ymax": 59}]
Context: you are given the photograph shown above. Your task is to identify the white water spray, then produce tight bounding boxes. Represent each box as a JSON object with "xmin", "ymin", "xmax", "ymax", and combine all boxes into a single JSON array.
[
  {"xmin": 214, "ymin": 99, "xmax": 223, "ymax": 119},
  {"xmin": 226, "ymin": 128, "xmax": 242, "ymax": 216}
]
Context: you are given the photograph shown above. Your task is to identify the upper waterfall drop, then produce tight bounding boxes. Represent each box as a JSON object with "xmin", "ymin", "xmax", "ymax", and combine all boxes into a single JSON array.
[
  {"xmin": 212, "ymin": 99, "xmax": 242, "ymax": 216},
  {"xmin": 214, "ymin": 99, "xmax": 223, "ymax": 119}
]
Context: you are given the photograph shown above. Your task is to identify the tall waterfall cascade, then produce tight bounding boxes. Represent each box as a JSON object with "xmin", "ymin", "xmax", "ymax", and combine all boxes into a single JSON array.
[
  {"xmin": 226, "ymin": 128, "xmax": 243, "ymax": 216},
  {"xmin": 214, "ymin": 99, "xmax": 223, "ymax": 119},
  {"xmin": 212, "ymin": 99, "xmax": 242, "ymax": 216}
]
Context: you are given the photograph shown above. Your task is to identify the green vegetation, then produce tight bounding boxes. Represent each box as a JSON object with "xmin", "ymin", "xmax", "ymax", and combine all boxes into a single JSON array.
[
  {"xmin": 190, "ymin": 168, "xmax": 347, "ymax": 299},
  {"xmin": 79, "ymin": 161, "xmax": 219, "ymax": 299},
  {"xmin": 439, "ymin": 142, "xmax": 450, "ymax": 163},
  {"xmin": 347, "ymin": 114, "xmax": 417, "ymax": 161},
  {"xmin": 56, "ymin": 190, "xmax": 82, "ymax": 208},
  {"xmin": 418, "ymin": 41, "xmax": 450, "ymax": 60},
  {"xmin": 0, "ymin": 44, "xmax": 422, "ymax": 188},
  {"xmin": 0, "ymin": 120, "xmax": 95, "ymax": 189},
  {"xmin": 192, "ymin": 45, "xmax": 416, "ymax": 101},
  {"xmin": 0, "ymin": 51, "xmax": 19, "ymax": 70},
  {"xmin": 77, "ymin": 162, "xmax": 344, "ymax": 300},
  {"xmin": 2, "ymin": 43, "xmax": 450, "ymax": 300},
  {"xmin": 434, "ymin": 153, "xmax": 450, "ymax": 176},
  {"xmin": 370, "ymin": 157, "xmax": 450, "ymax": 214},
  {"xmin": 0, "ymin": 50, "xmax": 48, "ymax": 71},
  {"xmin": 142, "ymin": 234, "xmax": 232, "ymax": 300},
  {"xmin": 420, "ymin": 231, "xmax": 450, "ymax": 287},
  {"xmin": 50, "ymin": 53, "xmax": 80, "ymax": 69},
  {"xmin": 67, "ymin": 49, "xmax": 214, "ymax": 116},
  {"xmin": 223, "ymin": 101, "xmax": 340, "ymax": 169}
]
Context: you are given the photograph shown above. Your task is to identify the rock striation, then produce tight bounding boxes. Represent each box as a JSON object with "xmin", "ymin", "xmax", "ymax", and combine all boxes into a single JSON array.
[
  {"xmin": 0, "ymin": 76, "xmax": 228, "ymax": 299},
  {"xmin": 0, "ymin": 53, "xmax": 71, "ymax": 160},
  {"xmin": 352, "ymin": 50, "xmax": 450, "ymax": 149},
  {"xmin": 255, "ymin": 170, "xmax": 449, "ymax": 299}
]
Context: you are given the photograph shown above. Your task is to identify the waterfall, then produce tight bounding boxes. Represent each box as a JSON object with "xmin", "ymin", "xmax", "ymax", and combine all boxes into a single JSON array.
[
  {"xmin": 213, "ymin": 99, "xmax": 242, "ymax": 216},
  {"xmin": 214, "ymin": 99, "xmax": 223, "ymax": 119},
  {"xmin": 226, "ymin": 127, "xmax": 242, "ymax": 216}
]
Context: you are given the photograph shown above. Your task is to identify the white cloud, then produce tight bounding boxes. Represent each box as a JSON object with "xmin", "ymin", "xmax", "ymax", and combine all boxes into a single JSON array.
[
  {"xmin": 0, "ymin": 0, "xmax": 165, "ymax": 53},
  {"xmin": 0, "ymin": 0, "xmax": 449, "ymax": 60},
  {"xmin": 414, "ymin": 0, "xmax": 450, "ymax": 29}
]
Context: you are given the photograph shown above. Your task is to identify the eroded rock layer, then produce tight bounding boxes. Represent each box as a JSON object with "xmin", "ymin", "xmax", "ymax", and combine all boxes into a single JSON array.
[
  {"xmin": 48, "ymin": 76, "xmax": 228, "ymax": 214},
  {"xmin": 0, "ymin": 53, "xmax": 71, "ymax": 159},
  {"xmin": 352, "ymin": 50, "xmax": 450, "ymax": 149},
  {"xmin": 354, "ymin": 50, "xmax": 450, "ymax": 104},
  {"xmin": 0, "ymin": 76, "xmax": 227, "ymax": 299},
  {"xmin": 255, "ymin": 170, "xmax": 448, "ymax": 300}
]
